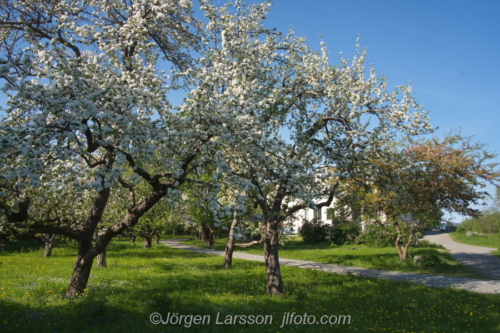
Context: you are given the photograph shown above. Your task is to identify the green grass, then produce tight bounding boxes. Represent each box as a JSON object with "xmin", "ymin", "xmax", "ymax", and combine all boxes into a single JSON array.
[
  {"xmin": 450, "ymin": 232, "xmax": 500, "ymax": 249},
  {"xmin": 1, "ymin": 239, "xmax": 499, "ymax": 333},
  {"xmin": 183, "ymin": 237, "xmax": 485, "ymax": 279},
  {"xmin": 449, "ymin": 232, "xmax": 500, "ymax": 258}
]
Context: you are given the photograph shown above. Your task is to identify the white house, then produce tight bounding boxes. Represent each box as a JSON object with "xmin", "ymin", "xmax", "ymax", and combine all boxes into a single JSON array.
[
  {"xmin": 284, "ymin": 199, "xmax": 390, "ymax": 235},
  {"xmin": 284, "ymin": 201, "xmax": 353, "ymax": 234}
]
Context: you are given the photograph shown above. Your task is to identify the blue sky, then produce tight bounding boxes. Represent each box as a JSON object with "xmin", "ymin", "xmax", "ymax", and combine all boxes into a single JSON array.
[{"xmin": 262, "ymin": 0, "xmax": 500, "ymax": 221}]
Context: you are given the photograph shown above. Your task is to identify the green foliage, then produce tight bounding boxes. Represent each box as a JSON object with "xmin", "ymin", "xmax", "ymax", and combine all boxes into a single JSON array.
[
  {"xmin": 415, "ymin": 254, "xmax": 442, "ymax": 268},
  {"xmin": 414, "ymin": 240, "xmax": 445, "ymax": 249},
  {"xmin": 457, "ymin": 212, "xmax": 500, "ymax": 234},
  {"xmin": 299, "ymin": 220, "xmax": 330, "ymax": 242},
  {"xmin": 298, "ymin": 216, "xmax": 360, "ymax": 245},
  {"xmin": 328, "ymin": 218, "xmax": 361, "ymax": 245},
  {"xmin": 356, "ymin": 223, "xmax": 421, "ymax": 248},
  {"xmin": 355, "ymin": 224, "xmax": 394, "ymax": 247}
]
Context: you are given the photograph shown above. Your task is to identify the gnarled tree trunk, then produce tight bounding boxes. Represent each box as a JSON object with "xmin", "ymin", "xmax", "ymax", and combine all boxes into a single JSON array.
[
  {"xmin": 67, "ymin": 239, "xmax": 95, "ymax": 296},
  {"xmin": 200, "ymin": 223, "xmax": 215, "ymax": 247},
  {"xmin": 97, "ymin": 248, "xmax": 107, "ymax": 268},
  {"xmin": 44, "ymin": 242, "xmax": 55, "ymax": 258},
  {"xmin": 394, "ymin": 221, "xmax": 420, "ymax": 260},
  {"xmin": 264, "ymin": 220, "xmax": 283, "ymax": 295},
  {"xmin": 224, "ymin": 211, "xmax": 239, "ymax": 268},
  {"xmin": 38, "ymin": 234, "xmax": 58, "ymax": 258}
]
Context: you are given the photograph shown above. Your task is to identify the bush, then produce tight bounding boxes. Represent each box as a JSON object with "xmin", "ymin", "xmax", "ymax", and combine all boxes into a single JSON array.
[
  {"xmin": 300, "ymin": 218, "xmax": 361, "ymax": 245},
  {"xmin": 356, "ymin": 222, "xmax": 421, "ymax": 247},
  {"xmin": 415, "ymin": 254, "xmax": 442, "ymax": 268},
  {"xmin": 414, "ymin": 240, "xmax": 444, "ymax": 249},
  {"xmin": 356, "ymin": 224, "xmax": 394, "ymax": 247},
  {"xmin": 329, "ymin": 218, "xmax": 361, "ymax": 245},
  {"xmin": 299, "ymin": 220, "xmax": 331, "ymax": 242},
  {"xmin": 457, "ymin": 212, "xmax": 500, "ymax": 234}
]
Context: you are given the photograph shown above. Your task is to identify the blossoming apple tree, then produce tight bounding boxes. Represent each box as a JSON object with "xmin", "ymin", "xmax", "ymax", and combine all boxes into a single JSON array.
[
  {"xmin": 177, "ymin": 1, "xmax": 433, "ymax": 295},
  {"xmin": 1, "ymin": 0, "xmax": 435, "ymax": 297},
  {"xmin": 0, "ymin": 0, "xmax": 223, "ymax": 296}
]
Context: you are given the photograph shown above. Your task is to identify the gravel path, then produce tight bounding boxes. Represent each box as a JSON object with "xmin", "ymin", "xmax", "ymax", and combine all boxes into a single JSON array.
[
  {"xmin": 160, "ymin": 239, "xmax": 500, "ymax": 295},
  {"xmin": 422, "ymin": 231, "xmax": 500, "ymax": 279}
]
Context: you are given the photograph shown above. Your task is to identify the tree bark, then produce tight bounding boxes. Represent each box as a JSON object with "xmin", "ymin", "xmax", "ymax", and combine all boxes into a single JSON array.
[
  {"xmin": 155, "ymin": 234, "xmax": 161, "ymax": 244},
  {"xmin": 66, "ymin": 188, "xmax": 110, "ymax": 297},
  {"xmin": 67, "ymin": 239, "xmax": 95, "ymax": 296},
  {"xmin": 264, "ymin": 220, "xmax": 283, "ymax": 295},
  {"xmin": 130, "ymin": 235, "xmax": 136, "ymax": 243},
  {"xmin": 39, "ymin": 234, "xmax": 58, "ymax": 258},
  {"xmin": 224, "ymin": 211, "xmax": 239, "ymax": 269},
  {"xmin": 394, "ymin": 221, "xmax": 420, "ymax": 261},
  {"xmin": 234, "ymin": 240, "xmax": 262, "ymax": 247},
  {"xmin": 144, "ymin": 236, "xmax": 152, "ymax": 248},
  {"xmin": 97, "ymin": 248, "xmax": 107, "ymax": 268},
  {"xmin": 394, "ymin": 233, "xmax": 405, "ymax": 260},
  {"xmin": 44, "ymin": 242, "xmax": 55, "ymax": 258},
  {"xmin": 200, "ymin": 223, "xmax": 215, "ymax": 246}
]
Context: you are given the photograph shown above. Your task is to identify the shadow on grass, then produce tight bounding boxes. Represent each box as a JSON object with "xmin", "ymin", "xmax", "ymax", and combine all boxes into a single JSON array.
[{"xmin": 2, "ymin": 243, "xmax": 500, "ymax": 333}]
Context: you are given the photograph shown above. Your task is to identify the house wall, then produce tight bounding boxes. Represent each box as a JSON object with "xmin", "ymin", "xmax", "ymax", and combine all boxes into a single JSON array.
[
  {"xmin": 286, "ymin": 205, "xmax": 337, "ymax": 235},
  {"xmin": 285, "ymin": 201, "xmax": 382, "ymax": 235}
]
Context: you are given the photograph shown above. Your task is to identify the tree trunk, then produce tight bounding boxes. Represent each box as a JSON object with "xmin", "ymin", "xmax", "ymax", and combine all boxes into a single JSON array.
[
  {"xmin": 224, "ymin": 211, "xmax": 239, "ymax": 269},
  {"xmin": 396, "ymin": 244, "xmax": 409, "ymax": 260},
  {"xmin": 264, "ymin": 221, "xmax": 283, "ymax": 295},
  {"xmin": 97, "ymin": 248, "xmax": 107, "ymax": 268},
  {"xmin": 155, "ymin": 234, "xmax": 161, "ymax": 244},
  {"xmin": 37, "ymin": 234, "xmax": 58, "ymax": 257},
  {"xmin": 208, "ymin": 230, "xmax": 215, "ymax": 246},
  {"xmin": 44, "ymin": 242, "xmax": 55, "ymax": 257},
  {"xmin": 144, "ymin": 236, "xmax": 152, "ymax": 248},
  {"xmin": 200, "ymin": 223, "xmax": 215, "ymax": 246},
  {"xmin": 130, "ymin": 235, "xmax": 136, "ymax": 243},
  {"xmin": 66, "ymin": 240, "xmax": 94, "ymax": 297},
  {"xmin": 394, "ymin": 221, "xmax": 420, "ymax": 261},
  {"xmin": 40, "ymin": 234, "xmax": 58, "ymax": 258}
]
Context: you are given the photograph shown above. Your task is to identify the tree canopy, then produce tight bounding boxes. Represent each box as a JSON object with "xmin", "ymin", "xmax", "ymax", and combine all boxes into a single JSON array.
[{"xmin": 1, "ymin": 0, "xmax": 496, "ymax": 296}]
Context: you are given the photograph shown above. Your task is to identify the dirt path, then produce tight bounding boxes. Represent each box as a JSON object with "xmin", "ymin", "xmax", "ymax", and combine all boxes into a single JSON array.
[
  {"xmin": 422, "ymin": 231, "xmax": 500, "ymax": 279},
  {"xmin": 160, "ymin": 239, "xmax": 500, "ymax": 295}
]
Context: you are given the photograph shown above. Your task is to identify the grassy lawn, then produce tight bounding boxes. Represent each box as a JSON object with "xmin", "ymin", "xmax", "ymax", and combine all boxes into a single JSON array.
[
  {"xmin": 1, "ymin": 239, "xmax": 499, "ymax": 333},
  {"xmin": 449, "ymin": 232, "xmax": 500, "ymax": 257},
  {"xmin": 449, "ymin": 232, "xmax": 500, "ymax": 248},
  {"xmin": 183, "ymin": 237, "xmax": 485, "ymax": 279}
]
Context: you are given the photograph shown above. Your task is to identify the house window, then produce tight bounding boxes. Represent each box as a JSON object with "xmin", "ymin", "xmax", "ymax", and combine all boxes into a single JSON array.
[
  {"xmin": 304, "ymin": 208, "xmax": 310, "ymax": 221},
  {"xmin": 327, "ymin": 208, "xmax": 335, "ymax": 221},
  {"xmin": 314, "ymin": 208, "xmax": 322, "ymax": 220}
]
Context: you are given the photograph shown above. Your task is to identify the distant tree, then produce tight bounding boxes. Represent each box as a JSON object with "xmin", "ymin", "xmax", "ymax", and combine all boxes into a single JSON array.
[
  {"xmin": 37, "ymin": 233, "xmax": 59, "ymax": 258},
  {"xmin": 359, "ymin": 134, "xmax": 499, "ymax": 260},
  {"xmin": 458, "ymin": 187, "xmax": 500, "ymax": 234}
]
